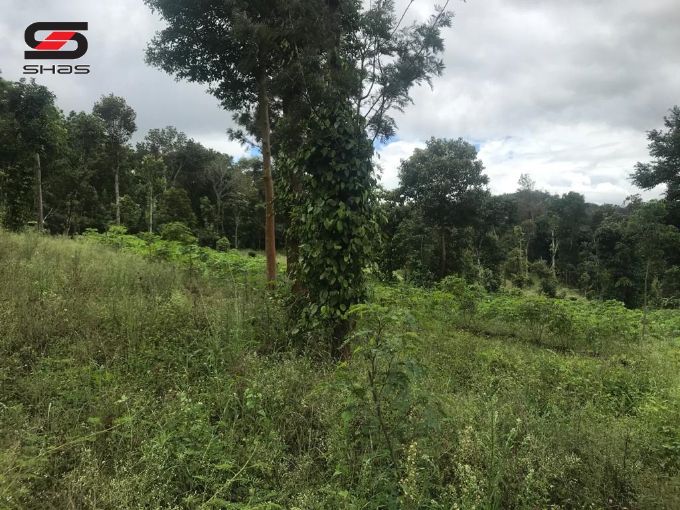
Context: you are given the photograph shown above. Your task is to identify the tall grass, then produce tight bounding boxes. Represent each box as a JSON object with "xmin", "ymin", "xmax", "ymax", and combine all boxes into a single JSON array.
[{"xmin": 1, "ymin": 231, "xmax": 679, "ymax": 508}]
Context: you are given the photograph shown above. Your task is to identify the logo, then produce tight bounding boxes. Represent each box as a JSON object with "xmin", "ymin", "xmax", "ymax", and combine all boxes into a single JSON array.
[
  {"xmin": 23, "ymin": 22, "xmax": 90, "ymax": 75},
  {"xmin": 25, "ymin": 22, "xmax": 88, "ymax": 59}
]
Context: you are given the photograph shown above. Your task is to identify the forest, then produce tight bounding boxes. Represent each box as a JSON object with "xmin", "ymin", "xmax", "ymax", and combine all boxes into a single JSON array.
[
  {"xmin": 2, "ymin": 76, "xmax": 679, "ymax": 310},
  {"xmin": 1, "ymin": 0, "xmax": 680, "ymax": 508}
]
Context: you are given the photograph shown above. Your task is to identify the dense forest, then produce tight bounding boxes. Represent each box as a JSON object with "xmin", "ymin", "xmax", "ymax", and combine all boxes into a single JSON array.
[
  {"xmin": 2, "ymin": 0, "xmax": 680, "ymax": 507},
  {"xmin": 1, "ymin": 74, "xmax": 679, "ymax": 309}
]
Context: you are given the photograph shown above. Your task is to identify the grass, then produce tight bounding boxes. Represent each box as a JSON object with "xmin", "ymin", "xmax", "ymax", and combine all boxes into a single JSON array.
[{"xmin": 1, "ymin": 230, "xmax": 679, "ymax": 509}]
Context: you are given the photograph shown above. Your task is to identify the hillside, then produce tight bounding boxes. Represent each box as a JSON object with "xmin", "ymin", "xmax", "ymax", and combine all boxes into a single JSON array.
[{"xmin": 1, "ymin": 231, "xmax": 679, "ymax": 509}]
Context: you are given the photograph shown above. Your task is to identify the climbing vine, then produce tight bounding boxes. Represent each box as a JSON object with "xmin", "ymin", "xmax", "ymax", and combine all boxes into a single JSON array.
[{"xmin": 278, "ymin": 99, "xmax": 381, "ymax": 355}]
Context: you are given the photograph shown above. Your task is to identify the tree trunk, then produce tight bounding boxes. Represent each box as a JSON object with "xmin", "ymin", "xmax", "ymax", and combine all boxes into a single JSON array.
[
  {"xmin": 525, "ymin": 243, "xmax": 529, "ymax": 280},
  {"xmin": 440, "ymin": 228, "xmax": 447, "ymax": 277},
  {"xmin": 641, "ymin": 259, "xmax": 650, "ymax": 342},
  {"xmin": 148, "ymin": 188, "xmax": 154, "ymax": 233},
  {"xmin": 258, "ymin": 77, "xmax": 277, "ymax": 283},
  {"xmin": 216, "ymin": 197, "xmax": 223, "ymax": 236},
  {"xmin": 114, "ymin": 152, "xmax": 121, "ymax": 226},
  {"xmin": 234, "ymin": 214, "xmax": 239, "ymax": 249},
  {"xmin": 331, "ymin": 317, "xmax": 353, "ymax": 360},
  {"xmin": 518, "ymin": 234, "xmax": 524, "ymax": 281},
  {"xmin": 550, "ymin": 229, "xmax": 558, "ymax": 277},
  {"xmin": 35, "ymin": 152, "xmax": 44, "ymax": 232}
]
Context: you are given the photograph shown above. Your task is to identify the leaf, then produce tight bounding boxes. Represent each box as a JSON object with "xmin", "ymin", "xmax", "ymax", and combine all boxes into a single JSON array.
[{"xmin": 341, "ymin": 410, "xmax": 353, "ymax": 425}]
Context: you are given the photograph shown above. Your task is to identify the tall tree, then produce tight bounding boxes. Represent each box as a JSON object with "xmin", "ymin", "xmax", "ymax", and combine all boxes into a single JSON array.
[
  {"xmin": 138, "ymin": 155, "xmax": 166, "ymax": 232},
  {"xmin": 93, "ymin": 94, "xmax": 136, "ymax": 226},
  {"xmin": 2, "ymin": 79, "xmax": 65, "ymax": 231},
  {"xmin": 203, "ymin": 153, "xmax": 234, "ymax": 237},
  {"xmin": 279, "ymin": 98, "xmax": 379, "ymax": 355},
  {"xmin": 276, "ymin": 0, "xmax": 453, "ymax": 288},
  {"xmin": 552, "ymin": 192, "xmax": 588, "ymax": 282},
  {"xmin": 139, "ymin": 126, "xmax": 189, "ymax": 187},
  {"xmin": 632, "ymin": 106, "xmax": 680, "ymax": 215},
  {"xmin": 227, "ymin": 159, "xmax": 260, "ymax": 249},
  {"xmin": 51, "ymin": 111, "xmax": 106, "ymax": 234},
  {"xmin": 143, "ymin": 0, "xmax": 306, "ymax": 281},
  {"xmin": 399, "ymin": 137, "xmax": 489, "ymax": 277},
  {"xmin": 144, "ymin": 0, "xmax": 453, "ymax": 285}
]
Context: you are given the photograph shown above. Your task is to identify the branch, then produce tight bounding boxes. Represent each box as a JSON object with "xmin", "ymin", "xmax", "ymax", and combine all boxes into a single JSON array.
[{"xmin": 392, "ymin": 0, "xmax": 415, "ymax": 37}]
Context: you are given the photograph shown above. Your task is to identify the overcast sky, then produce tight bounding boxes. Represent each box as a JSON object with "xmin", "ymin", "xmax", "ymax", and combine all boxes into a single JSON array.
[{"xmin": 1, "ymin": 0, "xmax": 678, "ymax": 204}]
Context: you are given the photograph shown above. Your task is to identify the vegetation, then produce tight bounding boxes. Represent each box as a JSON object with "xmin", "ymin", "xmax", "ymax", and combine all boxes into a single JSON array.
[
  {"xmin": 1, "ymin": 230, "xmax": 679, "ymax": 508},
  {"xmin": 1, "ymin": 0, "xmax": 679, "ymax": 506}
]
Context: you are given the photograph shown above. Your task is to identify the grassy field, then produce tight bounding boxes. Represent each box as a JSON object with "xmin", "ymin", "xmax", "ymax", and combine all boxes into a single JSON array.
[{"xmin": 1, "ymin": 231, "xmax": 679, "ymax": 509}]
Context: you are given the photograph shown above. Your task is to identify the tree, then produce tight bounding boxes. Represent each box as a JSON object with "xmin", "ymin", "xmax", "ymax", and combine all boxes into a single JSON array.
[
  {"xmin": 552, "ymin": 192, "xmax": 589, "ymax": 283},
  {"xmin": 632, "ymin": 106, "xmax": 680, "ymax": 218},
  {"xmin": 59, "ymin": 111, "xmax": 107, "ymax": 233},
  {"xmin": 138, "ymin": 155, "xmax": 165, "ymax": 232},
  {"xmin": 353, "ymin": 0, "xmax": 453, "ymax": 142},
  {"xmin": 227, "ymin": 159, "xmax": 260, "ymax": 249},
  {"xmin": 626, "ymin": 201, "xmax": 680, "ymax": 330},
  {"xmin": 272, "ymin": 0, "xmax": 453, "ymax": 291},
  {"xmin": 157, "ymin": 187, "xmax": 197, "ymax": 229},
  {"xmin": 399, "ymin": 137, "xmax": 489, "ymax": 277},
  {"xmin": 144, "ymin": 0, "xmax": 453, "ymax": 285},
  {"xmin": 279, "ymin": 99, "xmax": 380, "ymax": 356},
  {"xmin": 144, "ymin": 0, "xmax": 304, "ymax": 281},
  {"xmin": 517, "ymin": 173, "xmax": 535, "ymax": 192},
  {"xmin": 1, "ymin": 79, "xmax": 67, "ymax": 232},
  {"xmin": 203, "ymin": 154, "xmax": 234, "ymax": 237},
  {"xmin": 515, "ymin": 173, "xmax": 547, "ymax": 222},
  {"xmin": 139, "ymin": 126, "xmax": 189, "ymax": 187},
  {"xmin": 93, "ymin": 94, "xmax": 136, "ymax": 226}
]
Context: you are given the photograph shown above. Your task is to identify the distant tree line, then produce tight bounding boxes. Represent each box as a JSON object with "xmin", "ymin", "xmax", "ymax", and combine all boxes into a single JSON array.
[
  {"xmin": 0, "ymin": 76, "xmax": 266, "ymax": 250},
  {"xmin": 1, "ymin": 74, "xmax": 678, "ymax": 310},
  {"xmin": 379, "ymin": 119, "xmax": 680, "ymax": 308}
]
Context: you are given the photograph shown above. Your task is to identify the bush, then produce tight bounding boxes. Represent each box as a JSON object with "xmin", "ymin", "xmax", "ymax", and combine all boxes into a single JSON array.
[
  {"xmin": 215, "ymin": 236, "xmax": 231, "ymax": 252},
  {"xmin": 540, "ymin": 275, "xmax": 558, "ymax": 298},
  {"xmin": 480, "ymin": 267, "xmax": 502, "ymax": 292},
  {"xmin": 159, "ymin": 222, "xmax": 197, "ymax": 245},
  {"xmin": 196, "ymin": 226, "xmax": 219, "ymax": 248},
  {"xmin": 530, "ymin": 259, "xmax": 552, "ymax": 279},
  {"xmin": 136, "ymin": 231, "xmax": 161, "ymax": 244},
  {"xmin": 119, "ymin": 195, "xmax": 142, "ymax": 231},
  {"xmin": 107, "ymin": 225, "xmax": 128, "ymax": 236},
  {"xmin": 511, "ymin": 272, "xmax": 528, "ymax": 288}
]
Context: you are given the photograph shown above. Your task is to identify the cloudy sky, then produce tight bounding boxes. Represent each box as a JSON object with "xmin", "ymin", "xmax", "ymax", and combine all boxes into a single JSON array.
[{"xmin": 1, "ymin": 0, "xmax": 678, "ymax": 204}]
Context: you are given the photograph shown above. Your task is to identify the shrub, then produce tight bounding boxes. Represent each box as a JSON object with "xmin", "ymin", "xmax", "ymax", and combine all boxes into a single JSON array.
[
  {"xmin": 215, "ymin": 236, "xmax": 231, "ymax": 252},
  {"xmin": 159, "ymin": 222, "xmax": 197, "ymax": 245},
  {"xmin": 540, "ymin": 275, "xmax": 558, "ymax": 298},
  {"xmin": 137, "ymin": 231, "xmax": 160, "ymax": 244},
  {"xmin": 530, "ymin": 259, "xmax": 552, "ymax": 279},
  {"xmin": 107, "ymin": 225, "xmax": 128, "ymax": 236},
  {"xmin": 480, "ymin": 267, "xmax": 502, "ymax": 292},
  {"xmin": 437, "ymin": 275, "xmax": 485, "ymax": 325}
]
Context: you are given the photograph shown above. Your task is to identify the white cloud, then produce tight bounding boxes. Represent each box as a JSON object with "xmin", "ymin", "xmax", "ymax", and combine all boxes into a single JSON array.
[
  {"xmin": 373, "ymin": 0, "xmax": 679, "ymax": 204},
  {"xmin": 475, "ymin": 123, "xmax": 662, "ymax": 204},
  {"xmin": 1, "ymin": 0, "xmax": 678, "ymax": 204},
  {"xmin": 195, "ymin": 134, "xmax": 250, "ymax": 160},
  {"xmin": 378, "ymin": 122, "xmax": 665, "ymax": 204},
  {"xmin": 374, "ymin": 140, "xmax": 426, "ymax": 189}
]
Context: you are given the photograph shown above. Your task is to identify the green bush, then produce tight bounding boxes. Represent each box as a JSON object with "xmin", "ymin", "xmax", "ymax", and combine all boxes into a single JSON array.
[
  {"xmin": 540, "ymin": 275, "xmax": 558, "ymax": 297},
  {"xmin": 215, "ymin": 236, "xmax": 231, "ymax": 251},
  {"xmin": 159, "ymin": 222, "xmax": 197, "ymax": 245},
  {"xmin": 2, "ymin": 230, "xmax": 680, "ymax": 509}
]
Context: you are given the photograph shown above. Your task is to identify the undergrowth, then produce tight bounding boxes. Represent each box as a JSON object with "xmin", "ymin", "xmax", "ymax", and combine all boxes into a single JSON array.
[{"xmin": 1, "ymin": 231, "xmax": 679, "ymax": 509}]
